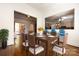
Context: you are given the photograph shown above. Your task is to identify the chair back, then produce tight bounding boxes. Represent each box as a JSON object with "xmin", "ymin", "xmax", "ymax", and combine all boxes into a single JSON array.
[
  {"xmin": 59, "ymin": 28, "xmax": 68, "ymax": 47},
  {"xmin": 51, "ymin": 27, "xmax": 57, "ymax": 36},
  {"xmin": 28, "ymin": 33, "xmax": 36, "ymax": 48},
  {"xmin": 63, "ymin": 33, "xmax": 68, "ymax": 46},
  {"xmin": 59, "ymin": 28, "xmax": 65, "ymax": 36},
  {"xmin": 59, "ymin": 28, "xmax": 65, "ymax": 42}
]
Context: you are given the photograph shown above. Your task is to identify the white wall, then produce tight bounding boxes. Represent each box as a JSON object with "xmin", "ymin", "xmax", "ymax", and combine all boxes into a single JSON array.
[
  {"xmin": 43, "ymin": 4, "xmax": 79, "ymax": 47},
  {"xmin": 0, "ymin": 3, "xmax": 79, "ymax": 47},
  {"xmin": 0, "ymin": 3, "xmax": 42, "ymax": 45}
]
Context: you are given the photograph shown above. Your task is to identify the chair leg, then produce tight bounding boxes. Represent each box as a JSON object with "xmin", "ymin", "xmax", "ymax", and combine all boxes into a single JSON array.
[
  {"xmin": 55, "ymin": 52, "xmax": 58, "ymax": 56},
  {"xmin": 55, "ymin": 52, "xmax": 59, "ymax": 56},
  {"xmin": 62, "ymin": 54, "xmax": 65, "ymax": 56}
]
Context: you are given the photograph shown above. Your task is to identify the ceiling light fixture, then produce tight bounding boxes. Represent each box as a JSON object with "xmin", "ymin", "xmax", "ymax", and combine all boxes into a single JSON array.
[{"xmin": 27, "ymin": 15, "xmax": 30, "ymax": 17}]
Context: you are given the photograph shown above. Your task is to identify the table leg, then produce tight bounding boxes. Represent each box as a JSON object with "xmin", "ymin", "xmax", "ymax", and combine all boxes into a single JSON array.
[
  {"xmin": 58, "ymin": 36, "xmax": 59, "ymax": 45},
  {"xmin": 46, "ymin": 41, "xmax": 51, "ymax": 56}
]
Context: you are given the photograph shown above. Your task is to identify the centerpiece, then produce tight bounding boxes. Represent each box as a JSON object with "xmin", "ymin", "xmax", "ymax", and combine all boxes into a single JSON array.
[{"xmin": 38, "ymin": 27, "xmax": 44, "ymax": 35}]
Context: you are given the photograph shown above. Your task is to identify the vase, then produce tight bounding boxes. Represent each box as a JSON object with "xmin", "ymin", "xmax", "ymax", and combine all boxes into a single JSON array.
[{"xmin": 40, "ymin": 31, "xmax": 43, "ymax": 36}]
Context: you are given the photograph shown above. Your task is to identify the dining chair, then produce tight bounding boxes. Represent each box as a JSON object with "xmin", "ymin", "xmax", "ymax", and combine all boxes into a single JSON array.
[
  {"xmin": 52, "ymin": 33, "xmax": 68, "ymax": 56},
  {"xmin": 22, "ymin": 34, "xmax": 29, "ymax": 56},
  {"xmin": 51, "ymin": 27, "xmax": 57, "ymax": 36},
  {"xmin": 22, "ymin": 34, "xmax": 29, "ymax": 47},
  {"xmin": 22, "ymin": 40, "xmax": 29, "ymax": 47},
  {"xmin": 28, "ymin": 34, "xmax": 45, "ymax": 56},
  {"xmin": 58, "ymin": 28, "xmax": 65, "ymax": 43}
]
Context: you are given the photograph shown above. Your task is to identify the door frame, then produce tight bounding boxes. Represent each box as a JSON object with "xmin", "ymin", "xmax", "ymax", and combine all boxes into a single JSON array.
[{"xmin": 14, "ymin": 10, "xmax": 37, "ymax": 44}]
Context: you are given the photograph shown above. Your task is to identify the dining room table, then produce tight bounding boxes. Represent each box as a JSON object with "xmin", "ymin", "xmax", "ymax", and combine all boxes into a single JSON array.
[{"xmin": 36, "ymin": 34, "xmax": 58, "ymax": 56}]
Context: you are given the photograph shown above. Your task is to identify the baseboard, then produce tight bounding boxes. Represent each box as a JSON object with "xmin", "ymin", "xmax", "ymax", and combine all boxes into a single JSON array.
[
  {"xmin": 8, "ymin": 44, "xmax": 14, "ymax": 46},
  {"xmin": 7, "ymin": 43, "xmax": 14, "ymax": 46},
  {"xmin": 67, "ymin": 44, "xmax": 79, "ymax": 48},
  {"xmin": 7, "ymin": 44, "xmax": 14, "ymax": 47}
]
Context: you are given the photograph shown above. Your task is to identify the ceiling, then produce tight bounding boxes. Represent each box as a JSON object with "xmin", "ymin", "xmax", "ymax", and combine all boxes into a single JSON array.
[
  {"xmin": 45, "ymin": 9, "xmax": 74, "ymax": 20},
  {"xmin": 27, "ymin": 3, "xmax": 55, "ymax": 13},
  {"xmin": 27, "ymin": 3, "xmax": 78, "ymax": 14},
  {"xmin": 14, "ymin": 3, "xmax": 76, "ymax": 24},
  {"xmin": 45, "ymin": 9, "xmax": 74, "ymax": 24}
]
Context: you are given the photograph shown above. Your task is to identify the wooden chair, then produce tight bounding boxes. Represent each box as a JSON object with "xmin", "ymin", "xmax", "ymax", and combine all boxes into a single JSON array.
[
  {"xmin": 28, "ymin": 34, "xmax": 44, "ymax": 56},
  {"xmin": 22, "ymin": 34, "xmax": 29, "ymax": 56},
  {"xmin": 58, "ymin": 28, "xmax": 65, "ymax": 43},
  {"xmin": 52, "ymin": 33, "xmax": 68, "ymax": 56},
  {"xmin": 22, "ymin": 34, "xmax": 29, "ymax": 47},
  {"xmin": 22, "ymin": 40, "xmax": 29, "ymax": 47}
]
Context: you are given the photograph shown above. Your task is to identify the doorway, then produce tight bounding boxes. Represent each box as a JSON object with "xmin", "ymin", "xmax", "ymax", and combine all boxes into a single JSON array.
[{"xmin": 14, "ymin": 11, "xmax": 37, "ymax": 55}]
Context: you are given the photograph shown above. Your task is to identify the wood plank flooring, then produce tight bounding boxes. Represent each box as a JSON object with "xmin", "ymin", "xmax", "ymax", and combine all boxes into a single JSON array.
[{"xmin": 0, "ymin": 34, "xmax": 79, "ymax": 56}]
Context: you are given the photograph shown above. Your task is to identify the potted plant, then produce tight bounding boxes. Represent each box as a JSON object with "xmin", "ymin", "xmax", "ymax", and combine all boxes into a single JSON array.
[{"xmin": 0, "ymin": 29, "xmax": 9, "ymax": 49}]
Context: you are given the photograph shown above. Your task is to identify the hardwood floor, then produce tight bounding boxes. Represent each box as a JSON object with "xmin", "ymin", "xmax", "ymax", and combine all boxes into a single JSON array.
[
  {"xmin": 65, "ymin": 45, "xmax": 79, "ymax": 56},
  {"xmin": 0, "ymin": 35, "xmax": 79, "ymax": 56}
]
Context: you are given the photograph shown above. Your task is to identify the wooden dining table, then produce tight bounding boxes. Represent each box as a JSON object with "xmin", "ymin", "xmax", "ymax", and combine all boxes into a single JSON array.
[{"xmin": 36, "ymin": 34, "xmax": 58, "ymax": 56}]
